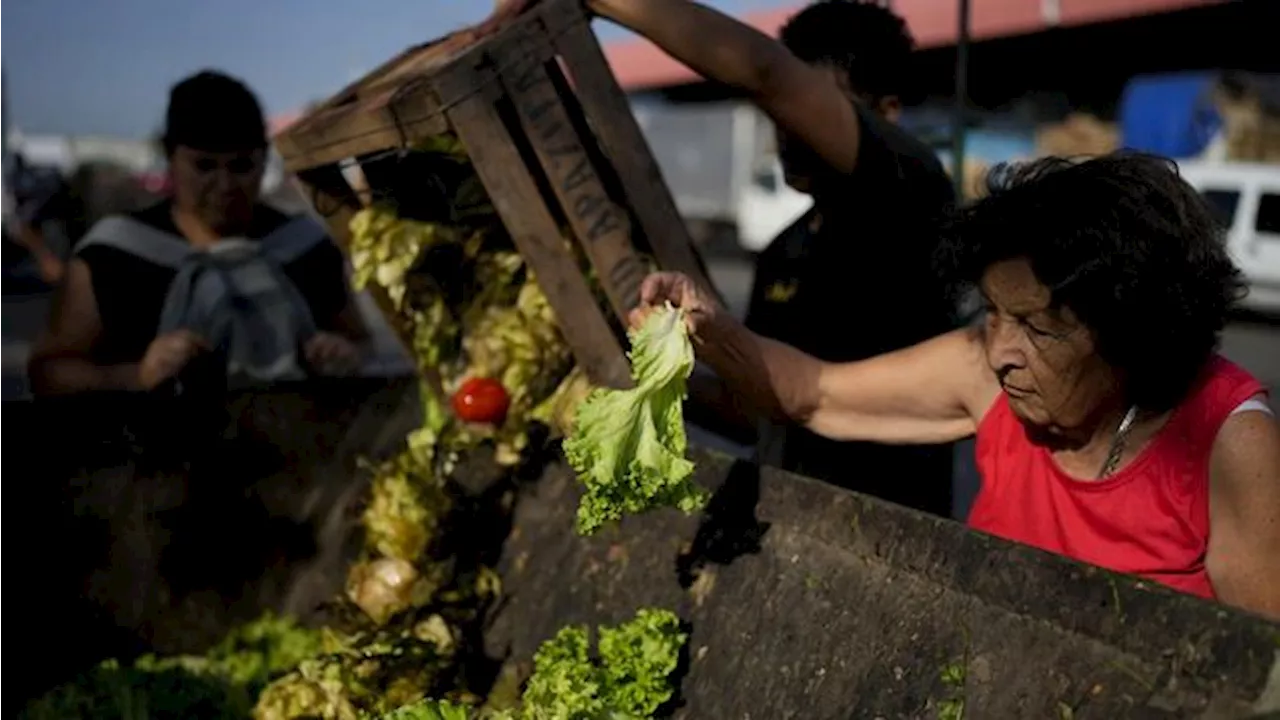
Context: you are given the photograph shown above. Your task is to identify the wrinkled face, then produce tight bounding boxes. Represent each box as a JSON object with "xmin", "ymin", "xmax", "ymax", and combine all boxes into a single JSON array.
[
  {"xmin": 980, "ymin": 258, "xmax": 1121, "ymax": 437},
  {"xmin": 776, "ymin": 63, "xmax": 902, "ymax": 195},
  {"xmin": 169, "ymin": 145, "xmax": 265, "ymax": 232}
]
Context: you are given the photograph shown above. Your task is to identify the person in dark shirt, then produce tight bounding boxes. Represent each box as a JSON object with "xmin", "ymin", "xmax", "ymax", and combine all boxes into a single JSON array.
[
  {"xmin": 487, "ymin": 0, "xmax": 957, "ymax": 515},
  {"xmin": 737, "ymin": 2, "xmax": 957, "ymax": 515},
  {"xmin": 28, "ymin": 70, "xmax": 369, "ymax": 397}
]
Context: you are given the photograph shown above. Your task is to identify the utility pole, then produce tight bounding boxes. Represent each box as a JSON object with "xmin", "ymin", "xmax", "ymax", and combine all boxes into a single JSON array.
[
  {"xmin": 0, "ymin": 62, "xmax": 8, "ymax": 220},
  {"xmin": 952, "ymin": 0, "xmax": 972, "ymax": 200},
  {"xmin": 1, "ymin": 68, "xmax": 9, "ymax": 167}
]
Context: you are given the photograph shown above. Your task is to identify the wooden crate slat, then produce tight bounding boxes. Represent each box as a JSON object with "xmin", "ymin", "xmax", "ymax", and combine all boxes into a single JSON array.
[
  {"xmin": 293, "ymin": 165, "xmax": 458, "ymax": 401},
  {"xmin": 279, "ymin": 31, "xmax": 504, "ymax": 175},
  {"xmin": 280, "ymin": 85, "xmax": 451, "ymax": 174},
  {"xmin": 282, "ymin": 128, "xmax": 411, "ymax": 176},
  {"xmin": 276, "ymin": 0, "xmax": 717, "ymax": 394},
  {"xmin": 282, "ymin": 36, "xmax": 466, "ymax": 139},
  {"xmin": 373, "ymin": 31, "xmax": 486, "ymax": 91},
  {"xmin": 301, "ymin": 42, "xmax": 434, "ymax": 119},
  {"xmin": 292, "ymin": 166, "xmax": 362, "ymax": 249},
  {"xmin": 541, "ymin": 3, "xmax": 719, "ymax": 302},
  {"xmin": 442, "ymin": 79, "xmax": 634, "ymax": 391},
  {"xmin": 293, "ymin": 166, "xmax": 414, "ymax": 352},
  {"xmin": 427, "ymin": 9, "xmax": 547, "ymax": 108},
  {"xmin": 489, "ymin": 29, "xmax": 650, "ymax": 322},
  {"xmin": 280, "ymin": 87, "xmax": 403, "ymax": 156}
]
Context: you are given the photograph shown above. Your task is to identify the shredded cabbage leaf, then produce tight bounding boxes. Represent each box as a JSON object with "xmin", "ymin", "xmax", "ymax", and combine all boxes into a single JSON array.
[
  {"xmin": 24, "ymin": 613, "xmax": 324, "ymax": 720},
  {"xmin": 562, "ymin": 304, "xmax": 707, "ymax": 535},
  {"xmin": 380, "ymin": 699, "xmax": 473, "ymax": 720}
]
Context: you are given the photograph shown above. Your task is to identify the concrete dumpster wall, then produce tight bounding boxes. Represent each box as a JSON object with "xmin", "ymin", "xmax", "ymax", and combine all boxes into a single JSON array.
[
  {"xmin": 7, "ymin": 379, "xmax": 423, "ymax": 706},
  {"xmin": 488, "ymin": 450, "xmax": 1280, "ymax": 718},
  {"xmin": 9, "ymin": 384, "xmax": 1280, "ymax": 718}
]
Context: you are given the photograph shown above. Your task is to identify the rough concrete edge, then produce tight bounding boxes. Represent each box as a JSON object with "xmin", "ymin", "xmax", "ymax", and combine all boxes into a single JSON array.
[
  {"xmin": 1253, "ymin": 651, "xmax": 1280, "ymax": 715},
  {"xmin": 681, "ymin": 444, "xmax": 1280, "ymax": 707},
  {"xmin": 281, "ymin": 380, "xmax": 424, "ymax": 618}
]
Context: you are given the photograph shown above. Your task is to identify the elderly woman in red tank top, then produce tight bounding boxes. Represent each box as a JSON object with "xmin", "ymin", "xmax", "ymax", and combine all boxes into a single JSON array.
[{"xmin": 634, "ymin": 152, "xmax": 1280, "ymax": 620}]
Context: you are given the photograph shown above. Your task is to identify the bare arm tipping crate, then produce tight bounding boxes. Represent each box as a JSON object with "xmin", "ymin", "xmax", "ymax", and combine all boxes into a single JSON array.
[{"xmin": 275, "ymin": 0, "xmax": 716, "ymax": 392}]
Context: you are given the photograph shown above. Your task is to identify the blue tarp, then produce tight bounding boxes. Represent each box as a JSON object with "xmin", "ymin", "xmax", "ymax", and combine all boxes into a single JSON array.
[{"xmin": 1119, "ymin": 73, "xmax": 1222, "ymax": 159}]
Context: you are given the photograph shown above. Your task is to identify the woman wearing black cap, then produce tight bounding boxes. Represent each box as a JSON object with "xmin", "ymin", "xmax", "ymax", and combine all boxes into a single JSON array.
[{"xmin": 28, "ymin": 70, "xmax": 369, "ymax": 396}]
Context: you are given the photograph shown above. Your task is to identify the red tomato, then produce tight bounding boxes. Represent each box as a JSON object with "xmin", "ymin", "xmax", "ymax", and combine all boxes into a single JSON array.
[{"xmin": 452, "ymin": 377, "xmax": 510, "ymax": 425}]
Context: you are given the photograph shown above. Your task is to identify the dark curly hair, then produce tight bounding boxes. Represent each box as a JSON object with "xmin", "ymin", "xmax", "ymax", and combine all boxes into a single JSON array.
[
  {"xmin": 938, "ymin": 152, "xmax": 1246, "ymax": 413},
  {"xmin": 779, "ymin": 0, "xmax": 914, "ymax": 101}
]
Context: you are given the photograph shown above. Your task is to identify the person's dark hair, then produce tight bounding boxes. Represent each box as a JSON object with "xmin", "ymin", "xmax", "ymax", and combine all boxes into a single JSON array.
[
  {"xmin": 938, "ymin": 152, "xmax": 1246, "ymax": 413},
  {"xmin": 162, "ymin": 70, "xmax": 267, "ymax": 156},
  {"xmin": 779, "ymin": 0, "xmax": 914, "ymax": 101}
]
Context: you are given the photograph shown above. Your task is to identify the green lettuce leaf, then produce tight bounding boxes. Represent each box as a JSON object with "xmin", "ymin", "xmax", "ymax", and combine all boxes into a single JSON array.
[
  {"xmin": 366, "ymin": 609, "xmax": 685, "ymax": 720},
  {"xmin": 596, "ymin": 609, "xmax": 685, "ymax": 718},
  {"xmin": 520, "ymin": 626, "xmax": 605, "ymax": 720},
  {"xmin": 562, "ymin": 305, "xmax": 707, "ymax": 535},
  {"xmin": 516, "ymin": 608, "xmax": 684, "ymax": 720},
  {"xmin": 380, "ymin": 698, "xmax": 474, "ymax": 720}
]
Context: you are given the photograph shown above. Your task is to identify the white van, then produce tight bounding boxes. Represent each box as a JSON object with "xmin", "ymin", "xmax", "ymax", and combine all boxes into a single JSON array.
[
  {"xmin": 1177, "ymin": 161, "xmax": 1280, "ymax": 317},
  {"xmin": 633, "ymin": 101, "xmax": 812, "ymax": 255}
]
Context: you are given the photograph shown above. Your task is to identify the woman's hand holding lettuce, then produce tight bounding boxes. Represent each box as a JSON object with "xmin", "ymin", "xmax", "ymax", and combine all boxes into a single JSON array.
[{"xmin": 563, "ymin": 303, "xmax": 708, "ymax": 535}]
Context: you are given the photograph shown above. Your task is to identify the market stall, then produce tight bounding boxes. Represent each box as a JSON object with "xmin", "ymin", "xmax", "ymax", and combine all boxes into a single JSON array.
[{"xmin": 14, "ymin": 1, "xmax": 1280, "ymax": 718}]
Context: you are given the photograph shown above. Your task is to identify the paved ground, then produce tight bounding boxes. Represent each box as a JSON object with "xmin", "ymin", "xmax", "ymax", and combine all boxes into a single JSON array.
[{"xmin": 1218, "ymin": 318, "xmax": 1280, "ymax": 413}]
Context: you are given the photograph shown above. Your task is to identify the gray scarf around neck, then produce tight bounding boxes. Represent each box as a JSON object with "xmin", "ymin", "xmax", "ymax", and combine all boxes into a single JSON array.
[{"xmin": 77, "ymin": 212, "xmax": 329, "ymax": 386}]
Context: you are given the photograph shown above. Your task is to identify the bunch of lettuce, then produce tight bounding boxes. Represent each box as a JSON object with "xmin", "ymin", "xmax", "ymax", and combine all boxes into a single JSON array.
[
  {"xmin": 376, "ymin": 608, "xmax": 687, "ymax": 720},
  {"xmin": 563, "ymin": 305, "xmax": 707, "ymax": 535},
  {"xmin": 22, "ymin": 613, "xmax": 324, "ymax": 720},
  {"xmin": 253, "ymin": 625, "xmax": 455, "ymax": 720},
  {"xmin": 349, "ymin": 206, "xmax": 457, "ymax": 310},
  {"xmin": 519, "ymin": 608, "xmax": 686, "ymax": 719},
  {"xmin": 380, "ymin": 699, "xmax": 473, "ymax": 720}
]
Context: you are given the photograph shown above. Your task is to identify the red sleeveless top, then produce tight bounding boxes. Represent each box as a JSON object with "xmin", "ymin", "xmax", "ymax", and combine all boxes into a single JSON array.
[{"xmin": 969, "ymin": 356, "xmax": 1265, "ymax": 599}]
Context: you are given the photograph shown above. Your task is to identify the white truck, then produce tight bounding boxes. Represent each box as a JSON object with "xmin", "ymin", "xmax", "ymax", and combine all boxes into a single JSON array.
[
  {"xmin": 1178, "ymin": 160, "xmax": 1280, "ymax": 317},
  {"xmin": 632, "ymin": 100, "xmax": 812, "ymax": 255}
]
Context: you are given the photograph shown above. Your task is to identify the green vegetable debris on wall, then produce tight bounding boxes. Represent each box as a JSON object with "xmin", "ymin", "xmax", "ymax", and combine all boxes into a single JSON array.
[{"xmin": 377, "ymin": 608, "xmax": 688, "ymax": 720}]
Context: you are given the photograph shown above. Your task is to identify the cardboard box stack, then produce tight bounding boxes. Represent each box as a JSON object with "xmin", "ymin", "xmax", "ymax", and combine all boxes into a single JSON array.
[
  {"xmin": 1212, "ymin": 73, "xmax": 1280, "ymax": 163},
  {"xmin": 1034, "ymin": 113, "xmax": 1121, "ymax": 158}
]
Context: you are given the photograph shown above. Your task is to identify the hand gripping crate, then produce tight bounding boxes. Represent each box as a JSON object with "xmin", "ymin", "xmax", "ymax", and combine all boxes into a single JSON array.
[{"xmin": 275, "ymin": 0, "xmax": 716, "ymax": 390}]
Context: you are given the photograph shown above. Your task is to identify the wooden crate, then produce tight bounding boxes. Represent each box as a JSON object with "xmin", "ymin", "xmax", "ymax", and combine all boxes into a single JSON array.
[{"xmin": 275, "ymin": 0, "xmax": 715, "ymax": 390}]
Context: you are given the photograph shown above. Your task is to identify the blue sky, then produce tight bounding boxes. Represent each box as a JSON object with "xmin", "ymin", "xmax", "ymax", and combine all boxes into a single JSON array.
[{"xmin": 3, "ymin": 0, "xmax": 786, "ymax": 139}]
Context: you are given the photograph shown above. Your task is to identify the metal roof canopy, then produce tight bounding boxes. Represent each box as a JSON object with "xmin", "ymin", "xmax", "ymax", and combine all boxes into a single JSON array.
[
  {"xmin": 601, "ymin": 0, "xmax": 1227, "ymax": 91},
  {"xmin": 267, "ymin": 1, "xmax": 1230, "ymax": 137}
]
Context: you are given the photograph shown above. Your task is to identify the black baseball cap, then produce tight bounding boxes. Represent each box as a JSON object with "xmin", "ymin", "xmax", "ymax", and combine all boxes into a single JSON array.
[{"xmin": 162, "ymin": 70, "xmax": 268, "ymax": 154}]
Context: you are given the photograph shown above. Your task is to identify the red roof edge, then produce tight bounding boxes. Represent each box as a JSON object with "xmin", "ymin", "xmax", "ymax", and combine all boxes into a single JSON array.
[
  {"xmin": 270, "ymin": 0, "xmax": 1224, "ymax": 136},
  {"xmin": 602, "ymin": 0, "xmax": 1227, "ymax": 91}
]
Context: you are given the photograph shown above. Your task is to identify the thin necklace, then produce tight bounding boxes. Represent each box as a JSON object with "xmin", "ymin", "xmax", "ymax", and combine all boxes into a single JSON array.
[{"xmin": 1097, "ymin": 405, "xmax": 1139, "ymax": 479}]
